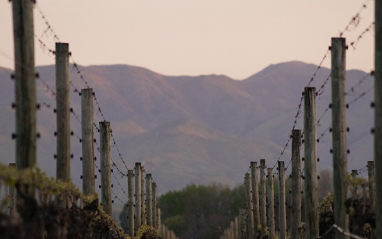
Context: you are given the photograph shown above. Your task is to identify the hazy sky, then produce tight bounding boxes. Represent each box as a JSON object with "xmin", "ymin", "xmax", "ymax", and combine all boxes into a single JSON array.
[{"xmin": 0, "ymin": 0, "xmax": 375, "ymax": 79}]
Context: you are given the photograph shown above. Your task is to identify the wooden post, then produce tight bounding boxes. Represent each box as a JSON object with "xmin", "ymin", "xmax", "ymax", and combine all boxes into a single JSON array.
[
  {"xmin": 55, "ymin": 42, "xmax": 71, "ymax": 183},
  {"xmin": 158, "ymin": 208, "xmax": 161, "ymax": 233},
  {"xmin": 163, "ymin": 227, "xmax": 168, "ymax": 239},
  {"xmin": 278, "ymin": 161, "xmax": 287, "ymax": 239},
  {"xmin": 244, "ymin": 173, "xmax": 254, "ymax": 239},
  {"xmin": 233, "ymin": 216, "xmax": 238, "ymax": 239},
  {"xmin": 375, "ymin": 0, "xmax": 382, "ymax": 237},
  {"xmin": 331, "ymin": 37, "xmax": 349, "ymax": 239},
  {"xmin": 135, "ymin": 162, "xmax": 142, "ymax": 230},
  {"xmin": 304, "ymin": 87, "xmax": 319, "ymax": 238},
  {"xmin": 239, "ymin": 208, "xmax": 247, "ymax": 239},
  {"xmin": 250, "ymin": 161, "xmax": 260, "ymax": 238},
  {"xmin": 12, "ymin": 0, "xmax": 37, "ymax": 171},
  {"xmin": 100, "ymin": 121, "xmax": 112, "ymax": 215},
  {"xmin": 152, "ymin": 182, "xmax": 157, "ymax": 229},
  {"xmin": 259, "ymin": 159, "xmax": 267, "ymax": 237},
  {"xmin": 81, "ymin": 88, "xmax": 95, "ymax": 195},
  {"xmin": 141, "ymin": 166, "xmax": 146, "ymax": 225},
  {"xmin": 267, "ymin": 168, "xmax": 275, "ymax": 238},
  {"xmin": 239, "ymin": 208, "xmax": 246, "ymax": 239},
  {"xmin": 146, "ymin": 174, "xmax": 153, "ymax": 226},
  {"xmin": 290, "ymin": 129, "xmax": 302, "ymax": 239},
  {"xmin": 8, "ymin": 163, "xmax": 16, "ymax": 214},
  {"xmin": 128, "ymin": 169, "xmax": 135, "ymax": 239},
  {"xmin": 368, "ymin": 161, "xmax": 375, "ymax": 211},
  {"xmin": 161, "ymin": 223, "xmax": 165, "ymax": 239},
  {"xmin": 230, "ymin": 222, "xmax": 234, "ymax": 239}
]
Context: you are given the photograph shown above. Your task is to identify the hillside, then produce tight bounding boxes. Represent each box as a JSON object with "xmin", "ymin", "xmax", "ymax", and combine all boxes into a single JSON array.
[{"xmin": 0, "ymin": 61, "xmax": 373, "ymax": 196}]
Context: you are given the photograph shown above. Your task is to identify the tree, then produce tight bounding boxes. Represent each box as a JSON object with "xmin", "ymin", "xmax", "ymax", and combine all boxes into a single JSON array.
[{"xmin": 157, "ymin": 183, "xmax": 245, "ymax": 239}]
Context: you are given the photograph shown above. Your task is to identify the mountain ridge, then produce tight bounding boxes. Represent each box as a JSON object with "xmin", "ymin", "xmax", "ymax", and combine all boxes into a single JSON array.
[{"xmin": 0, "ymin": 61, "xmax": 373, "ymax": 196}]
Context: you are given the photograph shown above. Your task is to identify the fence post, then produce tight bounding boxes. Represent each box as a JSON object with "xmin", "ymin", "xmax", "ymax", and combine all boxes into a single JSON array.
[
  {"xmin": 278, "ymin": 161, "xmax": 287, "ymax": 239},
  {"xmin": 233, "ymin": 216, "xmax": 238, "ymax": 239},
  {"xmin": 141, "ymin": 166, "xmax": 146, "ymax": 225},
  {"xmin": 267, "ymin": 168, "xmax": 275, "ymax": 238},
  {"xmin": 375, "ymin": 0, "xmax": 382, "ymax": 238},
  {"xmin": 239, "ymin": 208, "xmax": 246, "ymax": 239},
  {"xmin": 135, "ymin": 162, "xmax": 142, "ymax": 231},
  {"xmin": 146, "ymin": 174, "xmax": 153, "ymax": 226},
  {"xmin": 368, "ymin": 161, "xmax": 375, "ymax": 211},
  {"xmin": 304, "ymin": 87, "xmax": 319, "ymax": 238},
  {"xmin": 164, "ymin": 226, "xmax": 168, "ymax": 239},
  {"xmin": 81, "ymin": 88, "xmax": 95, "ymax": 195},
  {"xmin": 230, "ymin": 221, "xmax": 234, "ymax": 239},
  {"xmin": 260, "ymin": 159, "xmax": 267, "ymax": 237},
  {"xmin": 250, "ymin": 161, "xmax": 260, "ymax": 238},
  {"xmin": 152, "ymin": 182, "xmax": 157, "ymax": 229},
  {"xmin": 158, "ymin": 208, "xmax": 161, "ymax": 233},
  {"xmin": 55, "ymin": 42, "xmax": 70, "ymax": 183},
  {"xmin": 331, "ymin": 37, "xmax": 349, "ymax": 239},
  {"xmin": 100, "ymin": 121, "xmax": 112, "ymax": 215},
  {"xmin": 244, "ymin": 173, "xmax": 254, "ymax": 239},
  {"xmin": 290, "ymin": 129, "xmax": 302, "ymax": 239},
  {"xmin": 128, "ymin": 169, "xmax": 135, "ymax": 239},
  {"xmin": 12, "ymin": 0, "xmax": 37, "ymax": 171}
]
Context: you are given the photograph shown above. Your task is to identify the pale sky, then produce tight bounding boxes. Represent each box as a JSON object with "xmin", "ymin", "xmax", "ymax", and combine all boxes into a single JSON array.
[{"xmin": 0, "ymin": 0, "xmax": 375, "ymax": 79}]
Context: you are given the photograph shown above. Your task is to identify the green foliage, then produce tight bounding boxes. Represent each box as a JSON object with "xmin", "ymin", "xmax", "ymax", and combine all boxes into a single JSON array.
[
  {"xmin": 164, "ymin": 215, "xmax": 187, "ymax": 235},
  {"xmin": 158, "ymin": 183, "xmax": 245, "ymax": 239},
  {"xmin": 136, "ymin": 225, "xmax": 160, "ymax": 239}
]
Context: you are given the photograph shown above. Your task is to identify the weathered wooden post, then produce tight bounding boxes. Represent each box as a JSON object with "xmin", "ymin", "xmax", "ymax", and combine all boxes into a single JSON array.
[
  {"xmin": 239, "ymin": 208, "xmax": 246, "ymax": 239},
  {"xmin": 152, "ymin": 182, "xmax": 157, "ymax": 229},
  {"xmin": 141, "ymin": 166, "xmax": 146, "ymax": 225},
  {"xmin": 81, "ymin": 88, "xmax": 95, "ymax": 195},
  {"xmin": 229, "ymin": 222, "xmax": 234, "ymax": 239},
  {"xmin": 100, "ymin": 121, "xmax": 112, "ymax": 215},
  {"xmin": 290, "ymin": 129, "xmax": 302, "ymax": 239},
  {"xmin": 164, "ymin": 226, "xmax": 168, "ymax": 239},
  {"xmin": 376, "ymin": 0, "xmax": 382, "ymax": 237},
  {"xmin": 233, "ymin": 216, "xmax": 238, "ymax": 239},
  {"xmin": 128, "ymin": 169, "xmax": 135, "ymax": 239},
  {"xmin": 12, "ymin": 0, "xmax": 37, "ymax": 171},
  {"xmin": 146, "ymin": 174, "xmax": 153, "ymax": 226},
  {"xmin": 158, "ymin": 208, "xmax": 161, "ymax": 233},
  {"xmin": 135, "ymin": 162, "xmax": 142, "ymax": 230},
  {"xmin": 267, "ymin": 168, "xmax": 275, "ymax": 238},
  {"xmin": 260, "ymin": 159, "xmax": 267, "ymax": 237},
  {"xmin": 368, "ymin": 161, "xmax": 375, "ymax": 211},
  {"xmin": 331, "ymin": 37, "xmax": 349, "ymax": 239},
  {"xmin": 250, "ymin": 161, "xmax": 260, "ymax": 238},
  {"xmin": 161, "ymin": 223, "xmax": 165, "ymax": 239},
  {"xmin": 278, "ymin": 161, "xmax": 287, "ymax": 239},
  {"xmin": 55, "ymin": 42, "xmax": 71, "ymax": 183},
  {"xmin": 304, "ymin": 86, "xmax": 319, "ymax": 238},
  {"xmin": 244, "ymin": 173, "xmax": 254, "ymax": 239}
]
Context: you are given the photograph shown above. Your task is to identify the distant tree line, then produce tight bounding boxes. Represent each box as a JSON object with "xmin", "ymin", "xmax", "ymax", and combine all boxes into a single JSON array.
[
  {"xmin": 158, "ymin": 183, "xmax": 245, "ymax": 239},
  {"xmin": 157, "ymin": 169, "xmax": 334, "ymax": 239}
]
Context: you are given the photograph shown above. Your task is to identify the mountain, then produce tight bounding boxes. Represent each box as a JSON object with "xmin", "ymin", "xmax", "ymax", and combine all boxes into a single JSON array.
[{"xmin": 0, "ymin": 61, "xmax": 374, "ymax": 198}]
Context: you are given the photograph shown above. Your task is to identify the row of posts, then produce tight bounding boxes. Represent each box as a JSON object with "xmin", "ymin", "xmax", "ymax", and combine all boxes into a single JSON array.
[
  {"xmin": 9, "ymin": 3, "xmax": 178, "ymax": 238},
  {"xmin": 221, "ymin": 160, "xmax": 375, "ymax": 239},
  {"xmin": 10, "ymin": 1, "xmax": 382, "ymax": 239},
  {"xmin": 230, "ymin": 37, "xmax": 376, "ymax": 239},
  {"xmin": 54, "ymin": 43, "xmax": 169, "ymax": 239}
]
